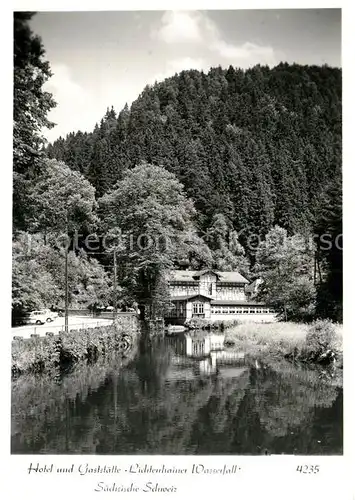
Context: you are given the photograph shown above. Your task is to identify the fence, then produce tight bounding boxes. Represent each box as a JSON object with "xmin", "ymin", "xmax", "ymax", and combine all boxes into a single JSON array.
[
  {"xmin": 12, "ymin": 313, "xmax": 142, "ymax": 342},
  {"xmin": 12, "ymin": 319, "xmax": 114, "ymax": 340}
]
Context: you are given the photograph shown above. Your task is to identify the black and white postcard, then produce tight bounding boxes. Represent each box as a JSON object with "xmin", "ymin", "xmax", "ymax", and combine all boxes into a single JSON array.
[{"xmin": 3, "ymin": 1, "xmax": 353, "ymax": 499}]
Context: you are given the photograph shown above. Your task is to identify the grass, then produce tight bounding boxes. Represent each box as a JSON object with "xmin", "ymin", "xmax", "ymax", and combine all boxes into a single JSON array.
[
  {"xmin": 224, "ymin": 320, "xmax": 343, "ymax": 367},
  {"xmin": 225, "ymin": 322, "xmax": 307, "ymax": 355}
]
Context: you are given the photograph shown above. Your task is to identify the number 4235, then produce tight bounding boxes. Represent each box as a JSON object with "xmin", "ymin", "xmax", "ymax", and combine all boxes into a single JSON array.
[{"xmin": 296, "ymin": 465, "xmax": 320, "ymax": 474}]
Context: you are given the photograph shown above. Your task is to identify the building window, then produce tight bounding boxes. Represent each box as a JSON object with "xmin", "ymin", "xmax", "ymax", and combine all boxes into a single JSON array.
[
  {"xmin": 193, "ymin": 340, "xmax": 204, "ymax": 355},
  {"xmin": 208, "ymin": 284, "xmax": 213, "ymax": 295},
  {"xmin": 193, "ymin": 303, "xmax": 204, "ymax": 314}
]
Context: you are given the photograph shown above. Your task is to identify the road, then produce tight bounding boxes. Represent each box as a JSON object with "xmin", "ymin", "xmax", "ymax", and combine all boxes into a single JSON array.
[{"xmin": 12, "ymin": 316, "xmax": 113, "ymax": 340}]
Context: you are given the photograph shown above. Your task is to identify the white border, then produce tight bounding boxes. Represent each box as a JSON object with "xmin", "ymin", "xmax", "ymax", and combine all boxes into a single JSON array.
[{"xmin": 2, "ymin": 1, "xmax": 354, "ymax": 499}]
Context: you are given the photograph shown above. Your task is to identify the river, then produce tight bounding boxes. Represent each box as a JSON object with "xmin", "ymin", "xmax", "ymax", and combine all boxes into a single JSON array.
[{"xmin": 11, "ymin": 331, "xmax": 342, "ymax": 455}]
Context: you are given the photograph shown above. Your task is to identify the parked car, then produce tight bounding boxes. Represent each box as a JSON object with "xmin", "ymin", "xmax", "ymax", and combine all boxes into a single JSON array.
[{"xmin": 25, "ymin": 309, "xmax": 59, "ymax": 325}]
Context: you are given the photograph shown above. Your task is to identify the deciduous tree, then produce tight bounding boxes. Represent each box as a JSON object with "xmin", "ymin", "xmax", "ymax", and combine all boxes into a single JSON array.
[
  {"xmin": 99, "ymin": 162, "xmax": 201, "ymax": 317},
  {"xmin": 13, "ymin": 12, "xmax": 56, "ymax": 230},
  {"xmin": 254, "ymin": 226, "xmax": 316, "ymax": 320}
]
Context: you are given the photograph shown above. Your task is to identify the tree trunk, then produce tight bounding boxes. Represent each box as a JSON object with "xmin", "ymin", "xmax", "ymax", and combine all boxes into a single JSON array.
[
  {"xmin": 313, "ymin": 250, "xmax": 317, "ymax": 285},
  {"xmin": 316, "ymin": 254, "xmax": 323, "ymax": 284},
  {"xmin": 113, "ymin": 249, "xmax": 117, "ymax": 317}
]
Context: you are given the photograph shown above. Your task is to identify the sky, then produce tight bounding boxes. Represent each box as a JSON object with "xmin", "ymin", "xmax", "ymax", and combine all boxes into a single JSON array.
[{"xmin": 30, "ymin": 9, "xmax": 341, "ymax": 142}]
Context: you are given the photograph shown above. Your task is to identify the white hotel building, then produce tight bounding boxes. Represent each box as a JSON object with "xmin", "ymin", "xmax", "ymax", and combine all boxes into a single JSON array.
[{"xmin": 165, "ymin": 269, "xmax": 276, "ymax": 325}]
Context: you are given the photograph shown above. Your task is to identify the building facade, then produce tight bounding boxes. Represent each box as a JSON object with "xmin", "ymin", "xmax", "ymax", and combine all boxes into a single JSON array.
[{"xmin": 165, "ymin": 270, "xmax": 276, "ymax": 324}]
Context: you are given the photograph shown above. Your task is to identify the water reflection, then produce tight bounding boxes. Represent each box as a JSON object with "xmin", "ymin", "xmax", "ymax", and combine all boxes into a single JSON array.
[
  {"xmin": 165, "ymin": 333, "xmax": 248, "ymax": 379},
  {"xmin": 11, "ymin": 331, "xmax": 342, "ymax": 455}
]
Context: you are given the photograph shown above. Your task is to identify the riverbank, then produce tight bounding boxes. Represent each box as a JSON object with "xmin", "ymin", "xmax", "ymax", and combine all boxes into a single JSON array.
[
  {"xmin": 12, "ymin": 316, "xmax": 140, "ymax": 376},
  {"xmin": 184, "ymin": 317, "xmax": 240, "ymax": 331},
  {"xmin": 12, "ymin": 328, "xmax": 343, "ymax": 455},
  {"xmin": 224, "ymin": 320, "xmax": 343, "ymax": 370}
]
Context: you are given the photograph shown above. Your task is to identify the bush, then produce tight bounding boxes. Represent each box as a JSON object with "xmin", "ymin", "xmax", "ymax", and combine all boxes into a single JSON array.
[
  {"xmin": 221, "ymin": 319, "xmax": 241, "ymax": 330},
  {"xmin": 299, "ymin": 319, "xmax": 342, "ymax": 365},
  {"xmin": 184, "ymin": 318, "xmax": 240, "ymax": 331},
  {"xmin": 12, "ymin": 317, "xmax": 140, "ymax": 376},
  {"xmin": 12, "ymin": 336, "xmax": 60, "ymax": 376},
  {"xmin": 305, "ymin": 319, "xmax": 337, "ymax": 353},
  {"xmin": 184, "ymin": 318, "xmax": 210, "ymax": 330}
]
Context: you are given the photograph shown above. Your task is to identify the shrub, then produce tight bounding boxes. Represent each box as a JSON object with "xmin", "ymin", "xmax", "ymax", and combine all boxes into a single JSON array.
[
  {"xmin": 184, "ymin": 318, "xmax": 240, "ymax": 331},
  {"xmin": 305, "ymin": 319, "xmax": 338, "ymax": 354},
  {"xmin": 184, "ymin": 318, "xmax": 210, "ymax": 330},
  {"xmin": 12, "ymin": 317, "xmax": 140, "ymax": 376},
  {"xmin": 221, "ymin": 319, "xmax": 241, "ymax": 330},
  {"xmin": 12, "ymin": 336, "xmax": 60, "ymax": 375}
]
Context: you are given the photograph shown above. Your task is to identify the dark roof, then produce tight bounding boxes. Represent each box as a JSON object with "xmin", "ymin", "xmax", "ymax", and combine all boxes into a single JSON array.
[
  {"xmin": 211, "ymin": 300, "xmax": 266, "ymax": 306},
  {"xmin": 168, "ymin": 269, "xmax": 249, "ymax": 284},
  {"xmin": 192, "ymin": 269, "xmax": 220, "ymax": 277},
  {"xmin": 169, "ymin": 294, "xmax": 212, "ymax": 302},
  {"xmin": 218, "ymin": 271, "xmax": 249, "ymax": 284}
]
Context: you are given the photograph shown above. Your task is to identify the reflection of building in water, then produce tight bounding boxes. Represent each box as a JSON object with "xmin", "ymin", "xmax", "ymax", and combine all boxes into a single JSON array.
[
  {"xmin": 213, "ymin": 351, "xmax": 246, "ymax": 362},
  {"xmin": 165, "ymin": 333, "xmax": 248, "ymax": 380},
  {"xmin": 164, "ymin": 334, "xmax": 187, "ymax": 356},
  {"xmin": 217, "ymin": 366, "xmax": 248, "ymax": 379},
  {"xmin": 198, "ymin": 355, "xmax": 217, "ymax": 375},
  {"xmin": 185, "ymin": 334, "xmax": 225, "ymax": 357}
]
